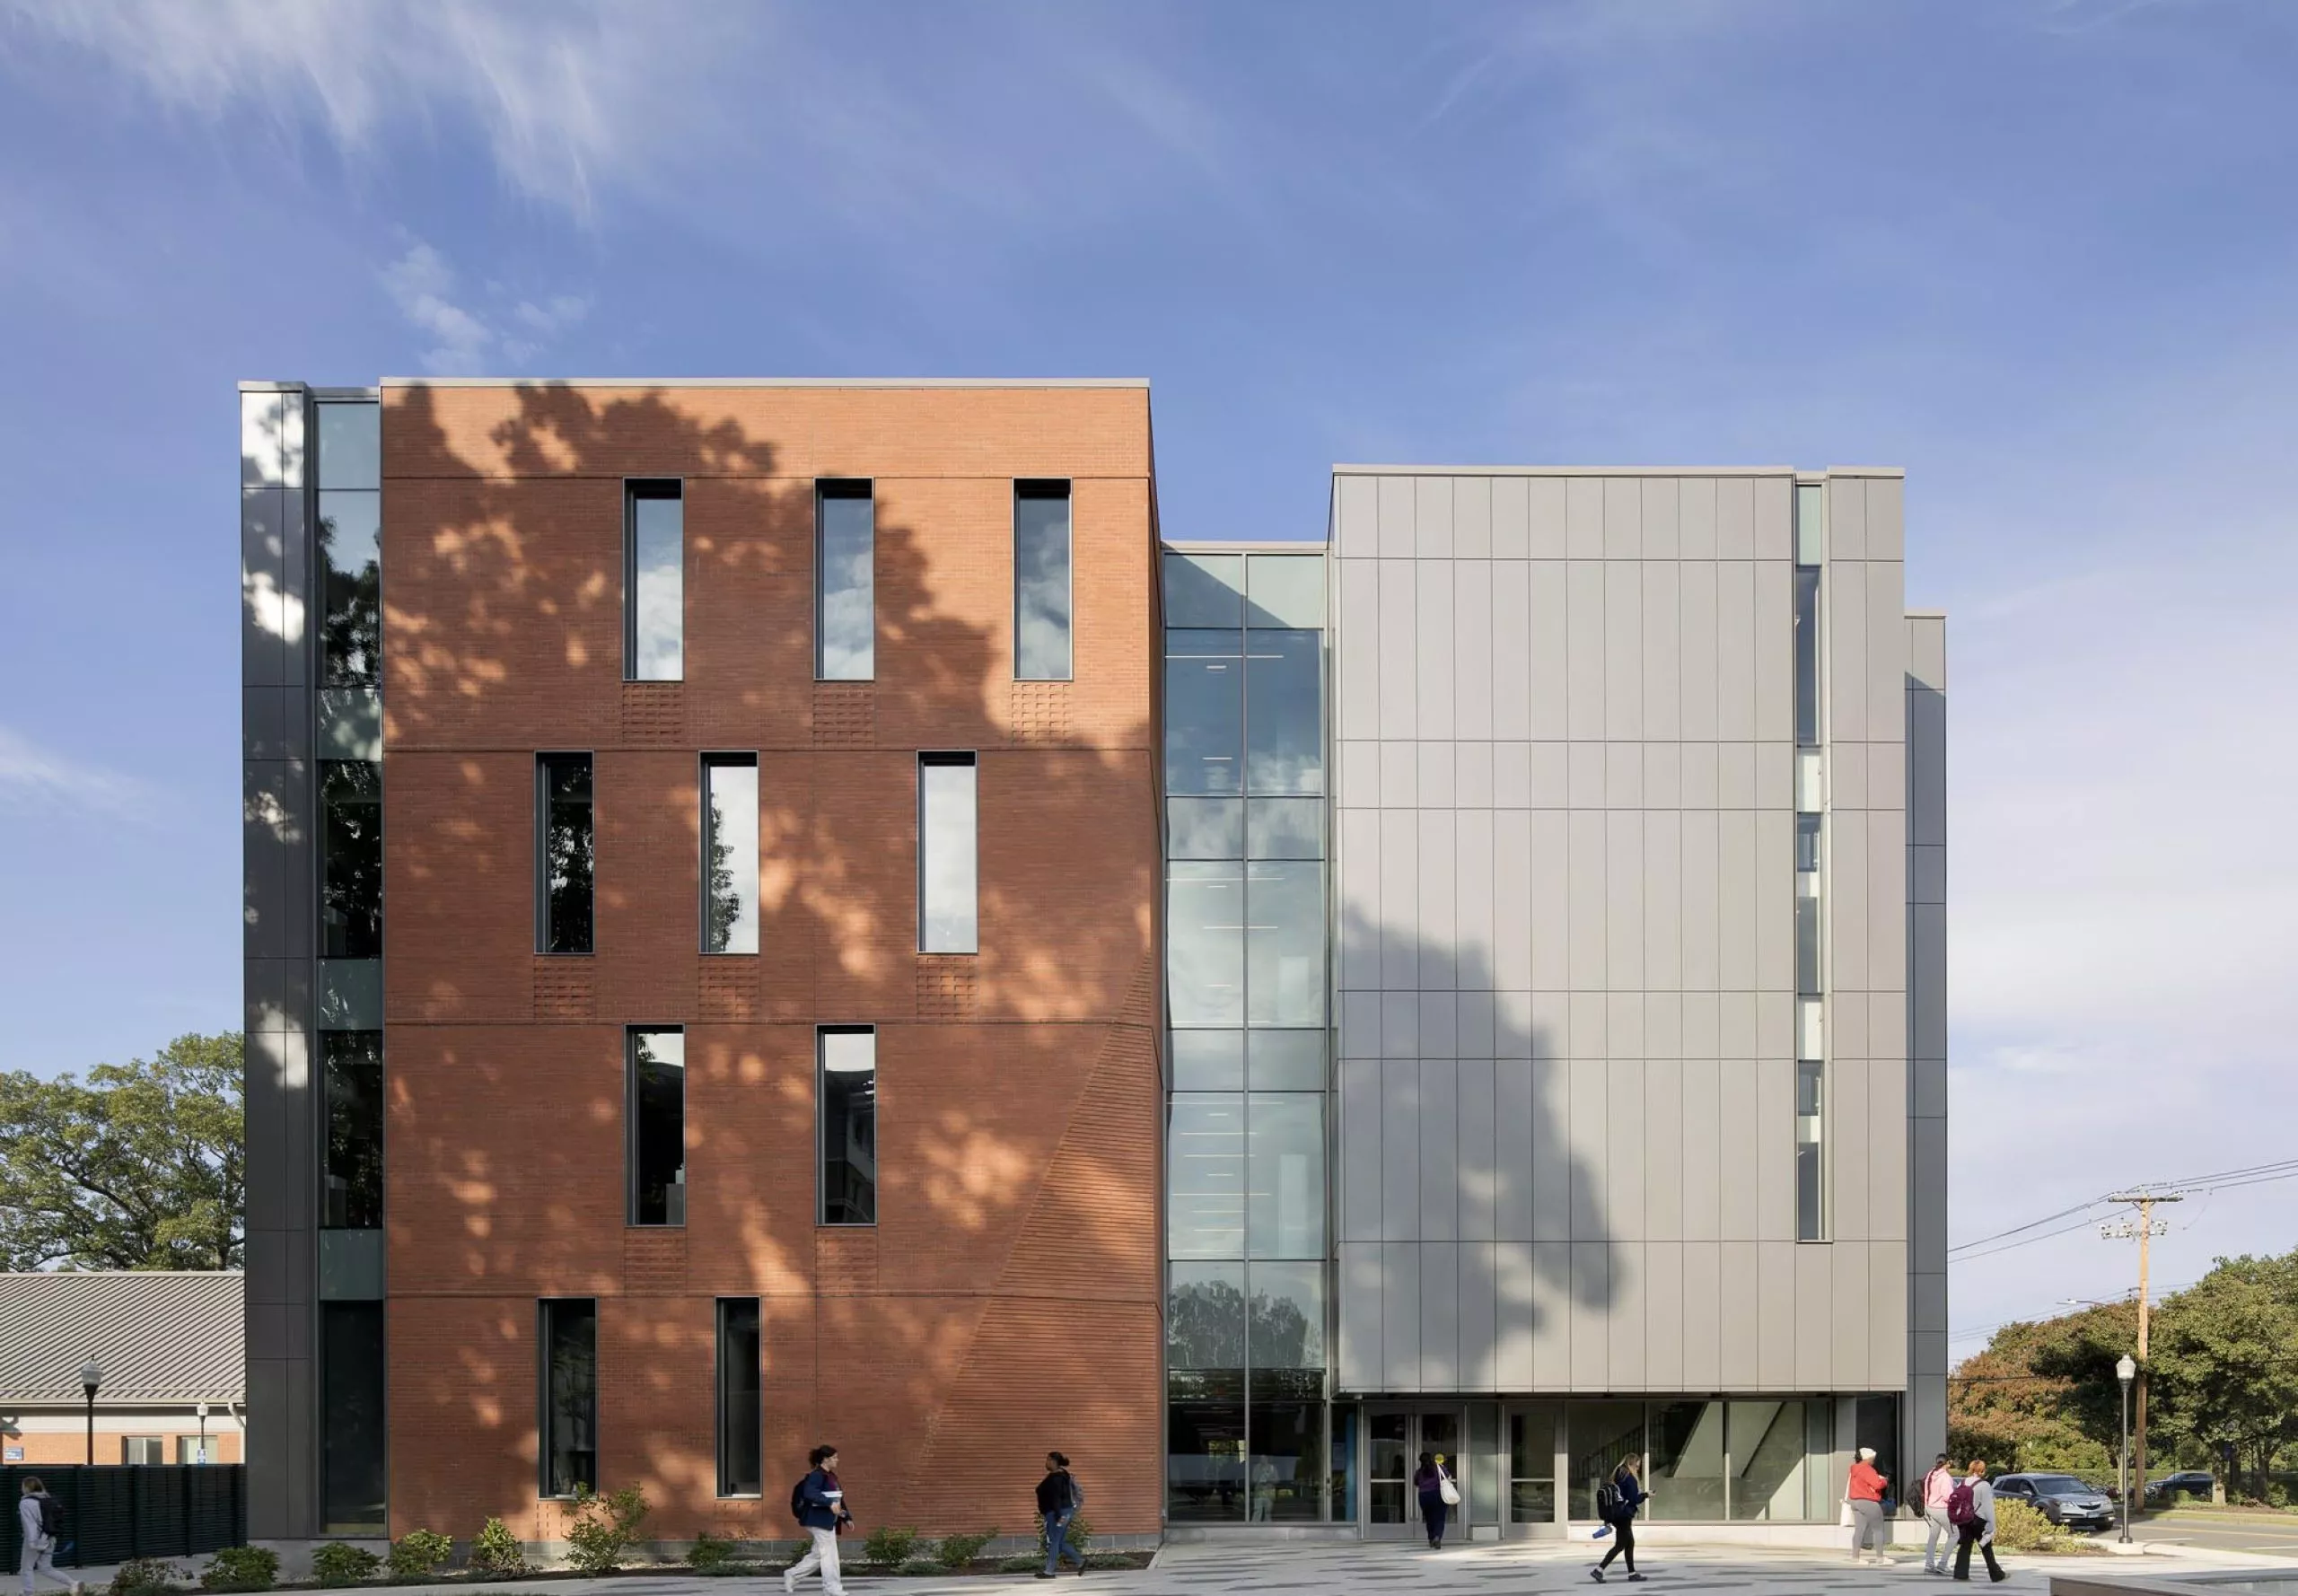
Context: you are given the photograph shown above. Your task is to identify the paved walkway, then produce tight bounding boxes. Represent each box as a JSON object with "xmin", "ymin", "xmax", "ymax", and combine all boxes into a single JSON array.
[{"xmin": 60, "ymin": 1539, "xmax": 2298, "ymax": 1596}]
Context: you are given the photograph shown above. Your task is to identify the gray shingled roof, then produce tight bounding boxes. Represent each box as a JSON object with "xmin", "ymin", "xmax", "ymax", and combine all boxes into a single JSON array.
[{"xmin": 0, "ymin": 1272, "xmax": 243, "ymax": 1404}]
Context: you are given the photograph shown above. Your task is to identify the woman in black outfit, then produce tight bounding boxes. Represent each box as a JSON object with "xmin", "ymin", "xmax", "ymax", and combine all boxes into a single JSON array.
[
  {"xmin": 1592, "ymin": 1452, "xmax": 1649, "ymax": 1583},
  {"xmin": 1410, "ymin": 1451, "xmax": 1452, "ymax": 1548},
  {"xmin": 1035, "ymin": 1451, "xmax": 1087, "ymax": 1578}
]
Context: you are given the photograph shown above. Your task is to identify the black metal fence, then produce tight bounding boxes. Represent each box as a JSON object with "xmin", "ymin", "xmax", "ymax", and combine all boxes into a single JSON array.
[{"xmin": 2, "ymin": 1466, "xmax": 246, "ymax": 1570}]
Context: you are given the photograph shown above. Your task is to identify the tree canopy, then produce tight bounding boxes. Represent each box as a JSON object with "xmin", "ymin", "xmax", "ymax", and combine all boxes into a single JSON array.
[{"xmin": 0, "ymin": 1031, "xmax": 244, "ymax": 1270}]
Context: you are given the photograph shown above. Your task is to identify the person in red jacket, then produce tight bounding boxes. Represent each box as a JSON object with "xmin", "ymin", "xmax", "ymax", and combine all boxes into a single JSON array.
[{"xmin": 1846, "ymin": 1447, "xmax": 1891, "ymax": 1565}]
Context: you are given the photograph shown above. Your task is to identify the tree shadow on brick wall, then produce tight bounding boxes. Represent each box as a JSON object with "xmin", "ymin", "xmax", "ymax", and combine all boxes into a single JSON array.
[{"xmin": 377, "ymin": 381, "xmax": 1163, "ymax": 1542}]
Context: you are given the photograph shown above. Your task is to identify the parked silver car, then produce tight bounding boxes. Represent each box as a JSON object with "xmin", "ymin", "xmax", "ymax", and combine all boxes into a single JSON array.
[{"xmin": 1995, "ymin": 1473, "xmax": 2118, "ymax": 1530}]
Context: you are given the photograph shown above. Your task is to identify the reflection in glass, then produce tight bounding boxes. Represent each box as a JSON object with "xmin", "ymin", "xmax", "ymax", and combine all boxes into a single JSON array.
[
  {"xmin": 1166, "ymin": 1368, "xmax": 1246, "ymax": 1521},
  {"xmin": 918, "ymin": 754, "xmax": 978, "ymax": 952},
  {"xmin": 539, "ymin": 1298, "xmax": 597, "ymax": 1497},
  {"xmin": 1249, "ymin": 1367, "xmax": 1327, "ymax": 1521},
  {"xmin": 1167, "ymin": 1261, "xmax": 1245, "ymax": 1368},
  {"xmin": 1247, "ymin": 1260, "xmax": 1323, "ymax": 1367},
  {"xmin": 1172, "ymin": 1030, "xmax": 1244, "ymax": 1092},
  {"xmin": 628, "ymin": 1029, "xmax": 686, "ymax": 1226},
  {"xmin": 1647, "ymin": 1400, "xmax": 1728, "ymax": 1520},
  {"xmin": 1568, "ymin": 1401, "xmax": 1645, "ymax": 1520},
  {"xmin": 1014, "ymin": 480, "xmax": 1072, "ymax": 680},
  {"xmin": 1245, "ymin": 629, "xmax": 1323, "ymax": 794},
  {"xmin": 1247, "ymin": 1095, "xmax": 1324, "ymax": 1259},
  {"xmin": 1247, "ymin": 862, "xmax": 1325, "ymax": 1028},
  {"xmin": 321, "ymin": 1031, "xmax": 383, "ymax": 1229},
  {"xmin": 537, "ymin": 755, "xmax": 594, "ymax": 954},
  {"xmin": 1165, "ymin": 630, "xmax": 1242, "ymax": 794},
  {"xmin": 1796, "ymin": 815, "xmax": 1822, "ymax": 998},
  {"xmin": 321, "ymin": 761, "xmax": 382, "ymax": 959},
  {"xmin": 1248, "ymin": 1030, "xmax": 1325, "ymax": 1091},
  {"xmin": 1168, "ymin": 1093, "xmax": 1244, "ymax": 1258},
  {"xmin": 1795, "ymin": 566, "xmax": 1821, "ymax": 746},
  {"xmin": 816, "ymin": 482, "xmax": 874, "ymax": 680},
  {"xmin": 1796, "ymin": 1060, "xmax": 1825, "ymax": 1241},
  {"xmin": 1510, "ymin": 1402, "xmax": 1563, "ymax": 1525},
  {"xmin": 1244, "ymin": 553, "xmax": 1325, "ymax": 629},
  {"xmin": 319, "ymin": 491, "xmax": 380, "ymax": 685},
  {"xmin": 819, "ymin": 1029, "xmax": 877, "ymax": 1225},
  {"xmin": 1168, "ymin": 797, "xmax": 1243, "ymax": 861},
  {"xmin": 1795, "ymin": 481, "xmax": 1826, "ymax": 566},
  {"xmin": 702, "ymin": 757, "xmax": 759, "ymax": 954},
  {"xmin": 320, "ymin": 1302, "xmax": 386, "ymax": 1531},
  {"xmin": 1367, "ymin": 1411, "xmax": 1411, "ymax": 1525},
  {"xmin": 626, "ymin": 481, "xmax": 682, "ymax": 680},
  {"xmin": 317, "ymin": 401, "xmax": 381, "ymax": 491},
  {"xmin": 1248, "ymin": 797, "xmax": 1324, "ymax": 861},
  {"xmin": 1168, "ymin": 863, "xmax": 1244, "ymax": 1027},
  {"xmin": 716, "ymin": 1299, "xmax": 762, "ymax": 1496},
  {"xmin": 1726, "ymin": 1400, "xmax": 1811, "ymax": 1521},
  {"xmin": 1162, "ymin": 552, "xmax": 1243, "ymax": 628}
]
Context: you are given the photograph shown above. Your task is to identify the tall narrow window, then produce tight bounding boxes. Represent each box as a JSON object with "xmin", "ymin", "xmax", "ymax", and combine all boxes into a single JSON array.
[
  {"xmin": 536, "ymin": 754, "xmax": 594, "ymax": 954},
  {"xmin": 321, "ymin": 761, "xmax": 383, "ymax": 958},
  {"xmin": 701, "ymin": 755, "xmax": 759, "ymax": 954},
  {"xmin": 816, "ymin": 480, "xmax": 873, "ymax": 680},
  {"xmin": 1795, "ymin": 813, "xmax": 1822, "ymax": 998},
  {"xmin": 1794, "ymin": 568, "xmax": 1821, "ymax": 747},
  {"xmin": 818, "ymin": 1027, "xmax": 877, "ymax": 1225},
  {"xmin": 627, "ymin": 1029, "xmax": 686, "ymax": 1226},
  {"xmin": 625, "ymin": 480, "xmax": 683, "ymax": 681},
  {"xmin": 321, "ymin": 1302, "xmax": 387, "ymax": 1531},
  {"xmin": 715, "ymin": 1299, "xmax": 762, "ymax": 1496},
  {"xmin": 918, "ymin": 753, "xmax": 978, "ymax": 953},
  {"xmin": 539, "ymin": 1299, "xmax": 597, "ymax": 1497},
  {"xmin": 1014, "ymin": 479, "xmax": 1073, "ymax": 680},
  {"xmin": 322, "ymin": 1031, "xmax": 384, "ymax": 1229},
  {"xmin": 319, "ymin": 491, "xmax": 381, "ymax": 685},
  {"xmin": 1795, "ymin": 1059, "xmax": 1826, "ymax": 1241}
]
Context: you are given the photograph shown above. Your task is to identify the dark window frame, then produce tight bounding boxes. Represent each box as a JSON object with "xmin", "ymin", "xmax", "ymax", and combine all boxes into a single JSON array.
[
  {"xmin": 535, "ymin": 751, "xmax": 596, "ymax": 955},
  {"xmin": 816, "ymin": 1025, "xmax": 878, "ymax": 1227},
  {"xmin": 537, "ymin": 1297, "xmax": 598, "ymax": 1500},
  {"xmin": 623, "ymin": 478, "xmax": 684, "ymax": 683},
  {"xmin": 699, "ymin": 752, "xmax": 760, "ymax": 955},
  {"xmin": 1013, "ymin": 478, "xmax": 1074, "ymax": 682},
  {"xmin": 626, "ymin": 1026, "xmax": 686, "ymax": 1229},
  {"xmin": 917, "ymin": 750, "xmax": 979, "ymax": 955},
  {"xmin": 715, "ymin": 1297, "xmax": 763, "ymax": 1498},
  {"xmin": 814, "ymin": 478, "xmax": 875, "ymax": 682}
]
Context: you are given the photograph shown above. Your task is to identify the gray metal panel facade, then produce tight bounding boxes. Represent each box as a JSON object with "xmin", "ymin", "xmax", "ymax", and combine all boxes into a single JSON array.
[
  {"xmin": 1330, "ymin": 469, "xmax": 1931, "ymax": 1404},
  {"xmin": 1905, "ymin": 610, "xmax": 1950, "ymax": 1469},
  {"xmin": 240, "ymin": 384, "xmax": 319, "ymax": 1537}
]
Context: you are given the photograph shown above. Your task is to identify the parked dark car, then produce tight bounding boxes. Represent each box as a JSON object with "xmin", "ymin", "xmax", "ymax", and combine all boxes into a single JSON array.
[
  {"xmin": 2145, "ymin": 1470, "xmax": 2215, "ymax": 1504},
  {"xmin": 1995, "ymin": 1473, "xmax": 2118, "ymax": 1530}
]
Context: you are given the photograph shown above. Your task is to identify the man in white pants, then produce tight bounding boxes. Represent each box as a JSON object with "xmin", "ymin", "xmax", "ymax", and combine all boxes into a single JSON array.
[
  {"xmin": 785, "ymin": 1444, "xmax": 851, "ymax": 1596},
  {"xmin": 17, "ymin": 1478, "xmax": 83, "ymax": 1596}
]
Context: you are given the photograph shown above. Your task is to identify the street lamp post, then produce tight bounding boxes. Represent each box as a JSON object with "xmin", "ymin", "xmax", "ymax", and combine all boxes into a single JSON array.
[
  {"xmin": 196, "ymin": 1402, "xmax": 210, "ymax": 1465},
  {"xmin": 80, "ymin": 1358, "xmax": 104, "ymax": 1467},
  {"xmin": 2117, "ymin": 1354, "xmax": 2137, "ymax": 1544}
]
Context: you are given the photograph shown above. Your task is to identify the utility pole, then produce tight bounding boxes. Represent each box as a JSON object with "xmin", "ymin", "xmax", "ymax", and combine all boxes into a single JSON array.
[{"xmin": 2102, "ymin": 1191, "xmax": 2182, "ymax": 1505}]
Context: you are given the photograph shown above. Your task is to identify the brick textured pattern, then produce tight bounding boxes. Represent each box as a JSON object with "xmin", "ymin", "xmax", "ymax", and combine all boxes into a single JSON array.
[{"xmin": 380, "ymin": 383, "xmax": 1161, "ymax": 1540}]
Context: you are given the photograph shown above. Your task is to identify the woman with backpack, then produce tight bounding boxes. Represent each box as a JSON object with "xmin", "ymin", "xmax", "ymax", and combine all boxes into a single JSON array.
[
  {"xmin": 16, "ymin": 1478, "xmax": 82, "ymax": 1596},
  {"xmin": 1920, "ymin": 1454, "xmax": 1958, "ymax": 1574},
  {"xmin": 1410, "ymin": 1451, "xmax": 1457, "ymax": 1548},
  {"xmin": 784, "ymin": 1445, "xmax": 851, "ymax": 1596},
  {"xmin": 1951, "ymin": 1461, "xmax": 2005, "ymax": 1583},
  {"xmin": 1591, "ymin": 1453, "xmax": 1649, "ymax": 1583},
  {"xmin": 1035, "ymin": 1451, "xmax": 1087, "ymax": 1579}
]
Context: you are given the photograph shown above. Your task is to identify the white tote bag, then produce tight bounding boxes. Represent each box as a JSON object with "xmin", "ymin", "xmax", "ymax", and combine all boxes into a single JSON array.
[{"xmin": 1438, "ymin": 1466, "xmax": 1461, "ymax": 1508}]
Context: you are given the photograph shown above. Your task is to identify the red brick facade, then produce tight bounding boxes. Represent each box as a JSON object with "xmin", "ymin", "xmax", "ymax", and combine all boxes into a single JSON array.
[{"xmin": 379, "ymin": 383, "xmax": 1162, "ymax": 1540}]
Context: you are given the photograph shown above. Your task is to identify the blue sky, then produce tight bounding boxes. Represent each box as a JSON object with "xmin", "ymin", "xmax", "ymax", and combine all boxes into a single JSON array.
[{"xmin": 2, "ymin": 0, "xmax": 2294, "ymax": 1338}]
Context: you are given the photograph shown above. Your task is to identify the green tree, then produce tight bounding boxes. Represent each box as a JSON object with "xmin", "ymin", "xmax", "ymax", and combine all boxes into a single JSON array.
[
  {"xmin": 0, "ymin": 1032, "xmax": 244, "ymax": 1270},
  {"xmin": 2150, "ymin": 1253, "xmax": 2298, "ymax": 1498},
  {"xmin": 1949, "ymin": 1301, "xmax": 2136, "ymax": 1474}
]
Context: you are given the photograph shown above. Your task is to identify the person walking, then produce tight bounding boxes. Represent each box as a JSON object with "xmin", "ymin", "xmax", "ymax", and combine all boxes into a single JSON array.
[
  {"xmin": 1591, "ymin": 1452, "xmax": 1649, "ymax": 1583},
  {"xmin": 16, "ymin": 1478, "xmax": 82, "ymax": 1596},
  {"xmin": 1410, "ymin": 1451, "xmax": 1454, "ymax": 1548},
  {"xmin": 785, "ymin": 1445, "xmax": 852, "ymax": 1596},
  {"xmin": 1919, "ymin": 1454, "xmax": 1958, "ymax": 1575},
  {"xmin": 1847, "ymin": 1446, "xmax": 1891, "ymax": 1565},
  {"xmin": 1036, "ymin": 1451, "xmax": 1088, "ymax": 1579},
  {"xmin": 1952, "ymin": 1461, "xmax": 2006, "ymax": 1583}
]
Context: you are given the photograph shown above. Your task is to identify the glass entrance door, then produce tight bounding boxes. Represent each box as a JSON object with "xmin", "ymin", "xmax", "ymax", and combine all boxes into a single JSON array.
[{"xmin": 1364, "ymin": 1407, "xmax": 1463, "ymax": 1537}]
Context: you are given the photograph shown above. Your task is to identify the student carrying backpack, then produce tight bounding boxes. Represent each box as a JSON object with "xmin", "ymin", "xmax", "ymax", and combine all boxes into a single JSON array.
[
  {"xmin": 1946, "ymin": 1480, "xmax": 1977, "ymax": 1529},
  {"xmin": 17, "ymin": 1477, "xmax": 80, "ymax": 1596}
]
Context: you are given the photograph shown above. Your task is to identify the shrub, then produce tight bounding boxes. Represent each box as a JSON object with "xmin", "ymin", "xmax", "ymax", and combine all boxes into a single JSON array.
[
  {"xmin": 200, "ymin": 1547, "xmax": 279, "ymax": 1592},
  {"xmin": 110, "ymin": 1559, "xmax": 180, "ymax": 1596},
  {"xmin": 899, "ymin": 1559, "xmax": 943, "ymax": 1577},
  {"xmin": 469, "ymin": 1519, "xmax": 527, "ymax": 1579},
  {"xmin": 934, "ymin": 1530, "xmax": 996, "ymax": 1569},
  {"xmin": 860, "ymin": 1525, "xmax": 919, "ymax": 1566},
  {"xmin": 387, "ymin": 1530, "xmax": 454, "ymax": 1582},
  {"xmin": 311, "ymin": 1545, "xmax": 382, "ymax": 1588},
  {"xmin": 997, "ymin": 1554, "xmax": 1043, "ymax": 1574},
  {"xmin": 564, "ymin": 1485, "xmax": 651, "ymax": 1574},
  {"xmin": 1992, "ymin": 1497, "xmax": 2072, "ymax": 1553},
  {"xmin": 685, "ymin": 1533, "xmax": 735, "ymax": 1573}
]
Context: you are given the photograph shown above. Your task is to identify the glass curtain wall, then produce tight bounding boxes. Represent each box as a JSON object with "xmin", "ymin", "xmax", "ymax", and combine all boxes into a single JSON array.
[
  {"xmin": 1793, "ymin": 483, "xmax": 1827, "ymax": 1241},
  {"xmin": 1162, "ymin": 548, "xmax": 1331, "ymax": 1522},
  {"xmin": 1555, "ymin": 1399, "xmax": 1832, "ymax": 1524}
]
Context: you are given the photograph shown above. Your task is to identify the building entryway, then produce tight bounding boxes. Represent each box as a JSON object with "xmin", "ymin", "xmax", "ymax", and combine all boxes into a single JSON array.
[{"xmin": 1364, "ymin": 1405, "xmax": 1464, "ymax": 1538}]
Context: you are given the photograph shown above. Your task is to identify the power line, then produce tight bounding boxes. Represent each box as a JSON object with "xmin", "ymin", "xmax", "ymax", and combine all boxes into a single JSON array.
[{"xmin": 1949, "ymin": 1157, "xmax": 2298, "ymax": 1263}]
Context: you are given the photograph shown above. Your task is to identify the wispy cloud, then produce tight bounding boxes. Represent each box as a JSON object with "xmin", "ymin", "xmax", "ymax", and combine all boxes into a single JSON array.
[
  {"xmin": 380, "ymin": 240, "xmax": 589, "ymax": 375},
  {"xmin": 0, "ymin": 726, "xmax": 157, "ymax": 822}
]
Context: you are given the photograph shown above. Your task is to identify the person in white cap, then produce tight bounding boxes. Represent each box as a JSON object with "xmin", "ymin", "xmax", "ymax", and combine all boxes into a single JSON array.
[{"xmin": 1846, "ymin": 1446, "xmax": 1891, "ymax": 1564}]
